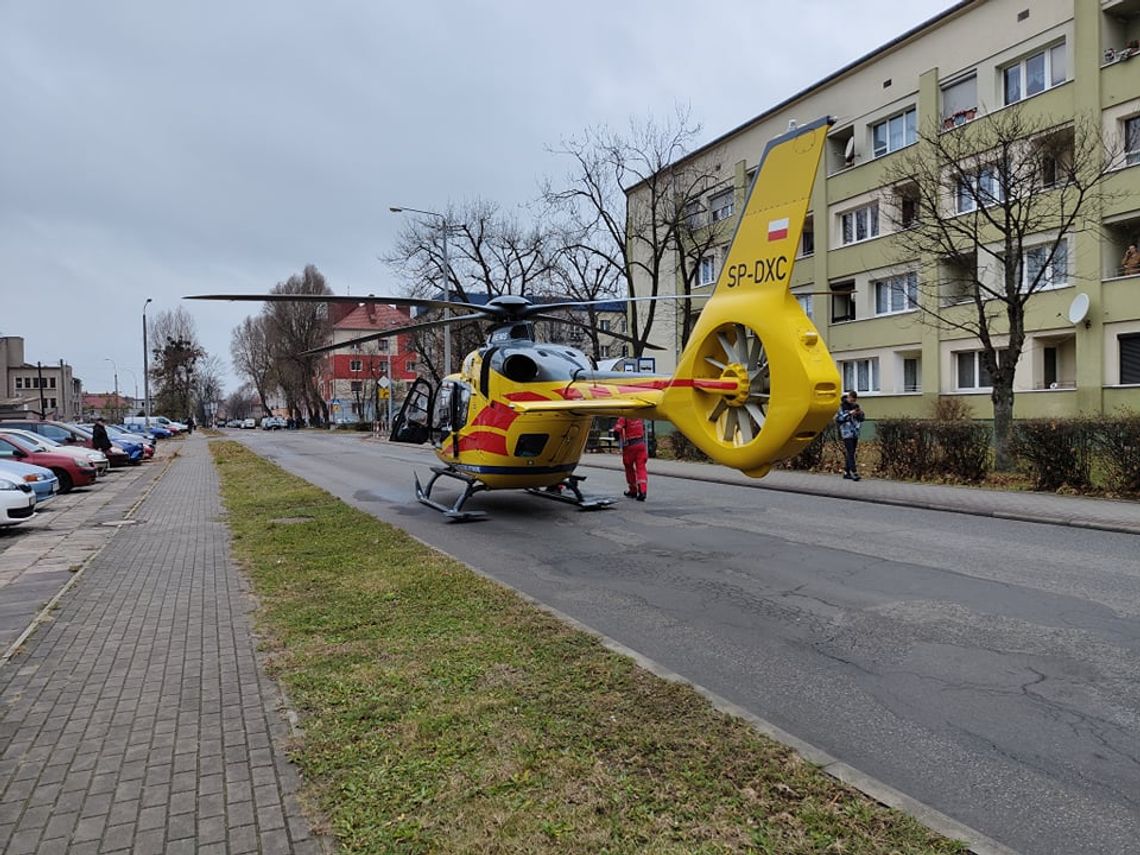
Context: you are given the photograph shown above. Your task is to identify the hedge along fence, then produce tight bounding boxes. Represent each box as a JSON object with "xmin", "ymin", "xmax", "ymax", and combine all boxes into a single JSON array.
[
  {"xmin": 874, "ymin": 418, "xmax": 992, "ymax": 483},
  {"xmin": 1009, "ymin": 414, "xmax": 1140, "ymax": 493}
]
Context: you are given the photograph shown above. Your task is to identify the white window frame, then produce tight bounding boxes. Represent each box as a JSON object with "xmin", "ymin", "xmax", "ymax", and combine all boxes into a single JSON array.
[
  {"xmin": 955, "ymin": 166, "xmax": 1004, "ymax": 214},
  {"xmin": 901, "ymin": 356, "xmax": 921, "ymax": 393},
  {"xmin": 955, "ymin": 350, "xmax": 998, "ymax": 390},
  {"xmin": 1002, "ymin": 42, "xmax": 1066, "ymax": 106},
  {"xmin": 796, "ymin": 294, "xmax": 814, "ymax": 319},
  {"xmin": 599, "ymin": 319, "xmax": 611, "ymax": 332},
  {"xmin": 941, "ymin": 75, "xmax": 978, "ymax": 124},
  {"xmin": 349, "ymin": 359, "xmax": 363, "ymax": 372},
  {"xmin": 1020, "ymin": 239, "xmax": 1068, "ymax": 292},
  {"xmin": 698, "ymin": 252, "xmax": 717, "ymax": 287},
  {"xmin": 1125, "ymin": 116, "xmax": 1140, "ymax": 167},
  {"xmin": 709, "ymin": 189, "xmax": 734, "ymax": 223},
  {"xmin": 840, "ymin": 202, "xmax": 880, "ymax": 245},
  {"xmin": 840, "ymin": 357, "xmax": 880, "ymax": 393},
  {"xmin": 1120, "ymin": 333, "xmax": 1140, "ymax": 384},
  {"xmin": 683, "ymin": 200, "xmax": 703, "ymax": 229},
  {"xmin": 874, "ymin": 272, "xmax": 918, "ymax": 316},
  {"xmin": 872, "ymin": 108, "xmax": 917, "ymax": 158}
]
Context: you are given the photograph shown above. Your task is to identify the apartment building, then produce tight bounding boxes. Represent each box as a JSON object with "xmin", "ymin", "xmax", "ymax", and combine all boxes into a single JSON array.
[
  {"xmin": 0, "ymin": 336, "xmax": 83, "ymax": 420},
  {"xmin": 634, "ymin": 0, "xmax": 1140, "ymax": 420}
]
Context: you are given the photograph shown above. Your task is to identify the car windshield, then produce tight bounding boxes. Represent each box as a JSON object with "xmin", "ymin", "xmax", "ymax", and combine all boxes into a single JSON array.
[
  {"xmin": 68, "ymin": 425, "xmax": 93, "ymax": 438},
  {"xmin": 0, "ymin": 430, "xmax": 54, "ymax": 450}
]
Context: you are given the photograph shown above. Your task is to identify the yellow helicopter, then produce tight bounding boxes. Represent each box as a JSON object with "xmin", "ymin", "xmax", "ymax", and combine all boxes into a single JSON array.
[{"xmin": 189, "ymin": 117, "xmax": 841, "ymax": 520}]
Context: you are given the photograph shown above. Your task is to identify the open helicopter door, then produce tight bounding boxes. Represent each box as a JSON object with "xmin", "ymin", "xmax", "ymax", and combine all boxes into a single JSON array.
[
  {"xmin": 390, "ymin": 378, "xmax": 434, "ymax": 444},
  {"xmin": 430, "ymin": 380, "xmax": 472, "ymax": 460}
]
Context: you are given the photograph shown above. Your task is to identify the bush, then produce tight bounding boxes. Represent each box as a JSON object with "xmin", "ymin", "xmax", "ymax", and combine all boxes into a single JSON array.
[
  {"xmin": 928, "ymin": 396, "xmax": 974, "ymax": 422},
  {"xmin": 1009, "ymin": 419, "xmax": 1094, "ymax": 491},
  {"xmin": 1091, "ymin": 411, "xmax": 1140, "ymax": 495},
  {"xmin": 664, "ymin": 431, "xmax": 711, "ymax": 462},
  {"xmin": 873, "ymin": 418, "xmax": 989, "ymax": 482},
  {"xmin": 875, "ymin": 419, "xmax": 937, "ymax": 480},
  {"xmin": 784, "ymin": 422, "xmax": 834, "ymax": 470},
  {"xmin": 929, "ymin": 421, "xmax": 991, "ymax": 483}
]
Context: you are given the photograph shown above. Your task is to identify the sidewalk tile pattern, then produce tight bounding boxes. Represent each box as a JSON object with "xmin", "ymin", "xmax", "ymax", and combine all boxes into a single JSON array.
[{"xmin": 0, "ymin": 438, "xmax": 322, "ymax": 853}]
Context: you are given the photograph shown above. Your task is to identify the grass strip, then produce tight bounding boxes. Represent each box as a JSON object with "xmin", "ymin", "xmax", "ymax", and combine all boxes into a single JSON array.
[{"xmin": 211, "ymin": 440, "xmax": 964, "ymax": 854}]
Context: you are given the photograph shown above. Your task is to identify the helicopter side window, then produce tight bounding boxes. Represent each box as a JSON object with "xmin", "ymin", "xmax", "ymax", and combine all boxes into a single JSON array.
[
  {"xmin": 514, "ymin": 433, "xmax": 549, "ymax": 458},
  {"xmin": 432, "ymin": 381, "xmax": 472, "ymax": 445}
]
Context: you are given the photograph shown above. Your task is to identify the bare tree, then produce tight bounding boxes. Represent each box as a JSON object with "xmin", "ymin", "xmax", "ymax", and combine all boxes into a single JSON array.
[
  {"xmin": 192, "ymin": 354, "xmax": 226, "ymax": 426},
  {"xmin": 149, "ymin": 306, "xmax": 204, "ymax": 420},
  {"xmin": 265, "ymin": 265, "xmax": 333, "ymax": 426},
  {"xmin": 543, "ymin": 106, "xmax": 722, "ymax": 356},
  {"xmin": 384, "ymin": 200, "xmax": 556, "ymax": 380},
  {"xmin": 883, "ymin": 107, "xmax": 1122, "ymax": 468},
  {"xmin": 230, "ymin": 315, "xmax": 277, "ymax": 415}
]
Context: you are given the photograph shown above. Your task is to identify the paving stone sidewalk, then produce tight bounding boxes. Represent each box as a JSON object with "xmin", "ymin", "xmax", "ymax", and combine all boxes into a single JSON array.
[{"xmin": 0, "ymin": 436, "xmax": 324, "ymax": 854}]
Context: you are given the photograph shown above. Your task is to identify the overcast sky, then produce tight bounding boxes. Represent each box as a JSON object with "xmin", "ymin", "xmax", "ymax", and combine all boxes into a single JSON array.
[{"xmin": 1, "ymin": 0, "xmax": 956, "ymax": 397}]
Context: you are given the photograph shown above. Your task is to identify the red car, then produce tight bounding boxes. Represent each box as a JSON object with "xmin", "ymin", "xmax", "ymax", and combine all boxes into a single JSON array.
[
  {"xmin": 0, "ymin": 433, "xmax": 98, "ymax": 493},
  {"xmin": 0, "ymin": 419, "xmax": 131, "ymax": 467}
]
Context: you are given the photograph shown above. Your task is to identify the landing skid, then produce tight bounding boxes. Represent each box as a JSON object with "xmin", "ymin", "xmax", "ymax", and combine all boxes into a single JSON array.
[
  {"xmin": 525, "ymin": 474, "xmax": 616, "ymax": 511},
  {"xmin": 415, "ymin": 467, "xmax": 489, "ymax": 522}
]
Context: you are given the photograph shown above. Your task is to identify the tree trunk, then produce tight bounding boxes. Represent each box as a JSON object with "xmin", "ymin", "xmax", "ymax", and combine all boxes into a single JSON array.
[{"xmin": 991, "ymin": 381, "xmax": 1016, "ymax": 471}]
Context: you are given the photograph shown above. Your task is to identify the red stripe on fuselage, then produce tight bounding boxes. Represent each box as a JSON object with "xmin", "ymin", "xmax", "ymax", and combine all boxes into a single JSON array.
[
  {"xmin": 458, "ymin": 431, "xmax": 509, "ymax": 455},
  {"xmin": 505, "ymin": 392, "xmax": 550, "ymax": 402},
  {"xmin": 471, "ymin": 401, "xmax": 518, "ymax": 430}
]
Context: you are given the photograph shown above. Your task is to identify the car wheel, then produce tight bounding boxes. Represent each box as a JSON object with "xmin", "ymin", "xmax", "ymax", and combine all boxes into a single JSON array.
[{"xmin": 52, "ymin": 468, "xmax": 74, "ymax": 494}]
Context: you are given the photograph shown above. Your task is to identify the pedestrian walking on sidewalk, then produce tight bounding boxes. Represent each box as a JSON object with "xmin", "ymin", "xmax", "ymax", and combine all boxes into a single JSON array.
[
  {"xmin": 613, "ymin": 416, "xmax": 648, "ymax": 501},
  {"xmin": 836, "ymin": 391, "xmax": 865, "ymax": 481},
  {"xmin": 91, "ymin": 418, "xmax": 112, "ymax": 453}
]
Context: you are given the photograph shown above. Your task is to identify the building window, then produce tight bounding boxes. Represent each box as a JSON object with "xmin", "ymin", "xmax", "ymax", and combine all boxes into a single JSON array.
[
  {"xmin": 14, "ymin": 378, "xmax": 22, "ymax": 389},
  {"xmin": 376, "ymin": 339, "xmax": 390, "ymax": 353},
  {"xmin": 1120, "ymin": 334, "xmax": 1140, "ymax": 384},
  {"xmin": 349, "ymin": 359, "xmax": 362, "ymax": 372},
  {"xmin": 872, "ymin": 108, "xmax": 916, "ymax": 158},
  {"xmin": 800, "ymin": 220, "xmax": 815, "ymax": 256},
  {"xmin": 709, "ymin": 189, "xmax": 734, "ymax": 223},
  {"xmin": 49, "ymin": 398, "xmax": 57, "ymax": 409},
  {"xmin": 599, "ymin": 345, "xmax": 611, "ymax": 358},
  {"xmin": 831, "ymin": 280, "xmax": 856, "ymax": 323},
  {"xmin": 796, "ymin": 294, "xmax": 814, "ymax": 319},
  {"xmin": 941, "ymin": 75, "xmax": 977, "ymax": 126},
  {"xmin": 840, "ymin": 202, "xmax": 879, "ymax": 245},
  {"xmin": 406, "ymin": 361, "xmax": 416, "ymax": 373},
  {"xmin": 1003, "ymin": 42, "xmax": 1066, "ymax": 105},
  {"xmin": 1125, "ymin": 116, "xmax": 1140, "ymax": 167},
  {"xmin": 955, "ymin": 166, "xmax": 1004, "ymax": 213},
  {"xmin": 874, "ymin": 272, "xmax": 918, "ymax": 315},
  {"xmin": 683, "ymin": 200, "xmax": 703, "ymax": 229},
  {"xmin": 49, "ymin": 377, "xmax": 57, "ymax": 389},
  {"xmin": 902, "ymin": 357, "xmax": 921, "ymax": 393},
  {"xmin": 840, "ymin": 357, "xmax": 880, "ymax": 393},
  {"xmin": 698, "ymin": 252, "xmax": 717, "ymax": 287},
  {"xmin": 1021, "ymin": 240, "xmax": 1068, "ymax": 291},
  {"xmin": 599, "ymin": 319, "xmax": 611, "ymax": 332},
  {"xmin": 955, "ymin": 350, "xmax": 1007, "ymax": 390},
  {"xmin": 350, "ymin": 381, "xmax": 363, "ymax": 392}
]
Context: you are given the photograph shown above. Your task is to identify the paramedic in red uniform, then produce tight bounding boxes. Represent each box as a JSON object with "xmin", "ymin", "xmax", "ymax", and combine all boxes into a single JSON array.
[{"xmin": 613, "ymin": 417, "xmax": 648, "ymax": 501}]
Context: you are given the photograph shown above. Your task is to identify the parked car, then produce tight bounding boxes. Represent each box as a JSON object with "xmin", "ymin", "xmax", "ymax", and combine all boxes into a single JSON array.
[
  {"xmin": 0, "ymin": 420, "xmax": 132, "ymax": 467},
  {"xmin": 0, "ymin": 457, "xmax": 58, "ymax": 506},
  {"xmin": 225, "ymin": 419, "xmax": 242, "ymax": 428},
  {"xmin": 67, "ymin": 424, "xmax": 144, "ymax": 465},
  {"xmin": 123, "ymin": 415, "xmax": 184, "ymax": 435},
  {"xmin": 241, "ymin": 418, "xmax": 256, "ymax": 429},
  {"xmin": 106, "ymin": 425, "xmax": 155, "ymax": 459},
  {"xmin": 120, "ymin": 422, "xmax": 172, "ymax": 440},
  {"xmin": 0, "ymin": 434, "xmax": 97, "ymax": 493},
  {"xmin": 0, "ymin": 474, "xmax": 36, "ymax": 528},
  {"xmin": 261, "ymin": 416, "xmax": 286, "ymax": 430},
  {"xmin": 0, "ymin": 428, "xmax": 109, "ymax": 476}
]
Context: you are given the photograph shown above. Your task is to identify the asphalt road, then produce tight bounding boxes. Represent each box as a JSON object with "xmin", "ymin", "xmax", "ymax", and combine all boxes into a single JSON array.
[{"xmin": 232, "ymin": 429, "xmax": 1140, "ymax": 855}]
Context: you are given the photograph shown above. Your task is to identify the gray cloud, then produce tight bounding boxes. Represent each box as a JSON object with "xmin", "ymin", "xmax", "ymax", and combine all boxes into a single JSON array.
[{"xmin": 1, "ymin": 0, "xmax": 954, "ymax": 393}]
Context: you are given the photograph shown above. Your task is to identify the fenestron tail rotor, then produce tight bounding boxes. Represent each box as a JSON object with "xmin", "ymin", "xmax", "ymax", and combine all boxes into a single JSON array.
[{"xmin": 702, "ymin": 323, "xmax": 770, "ymax": 446}]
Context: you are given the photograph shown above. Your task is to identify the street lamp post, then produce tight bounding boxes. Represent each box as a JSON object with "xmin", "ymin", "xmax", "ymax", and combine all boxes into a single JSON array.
[
  {"xmin": 389, "ymin": 205, "xmax": 458, "ymax": 375},
  {"xmin": 104, "ymin": 357, "xmax": 119, "ymax": 421},
  {"xmin": 142, "ymin": 299, "xmax": 152, "ymax": 427}
]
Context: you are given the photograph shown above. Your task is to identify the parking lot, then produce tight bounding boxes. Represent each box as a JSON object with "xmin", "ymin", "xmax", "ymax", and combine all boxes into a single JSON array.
[{"xmin": 0, "ymin": 441, "xmax": 170, "ymax": 658}]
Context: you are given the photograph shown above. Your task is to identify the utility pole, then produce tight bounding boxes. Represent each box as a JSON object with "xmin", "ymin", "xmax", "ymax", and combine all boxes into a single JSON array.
[{"xmin": 143, "ymin": 298, "xmax": 153, "ymax": 426}]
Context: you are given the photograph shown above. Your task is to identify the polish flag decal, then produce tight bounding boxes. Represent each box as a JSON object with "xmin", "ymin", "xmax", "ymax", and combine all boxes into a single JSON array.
[{"xmin": 767, "ymin": 217, "xmax": 789, "ymax": 241}]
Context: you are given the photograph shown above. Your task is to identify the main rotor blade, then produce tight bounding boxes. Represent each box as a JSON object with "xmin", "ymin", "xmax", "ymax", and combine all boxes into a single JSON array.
[
  {"xmin": 525, "ymin": 314, "xmax": 664, "ymax": 351},
  {"xmin": 185, "ymin": 292, "xmax": 503, "ymax": 317},
  {"xmin": 521, "ymin": 293, "xmax": 697, "ymax": 317},
  {"xmin": 299, "ymin": 312, "xmax": 486, "ymax": 356}
]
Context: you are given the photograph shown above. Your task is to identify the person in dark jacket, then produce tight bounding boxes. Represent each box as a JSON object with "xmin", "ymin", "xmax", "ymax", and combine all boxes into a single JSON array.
[
  {"xmin": 91, "ymin": 418, "xmax": 113, "ymax": 453},
  {"xmin": 835, "ymin": 391, "xmax": 865, "ymax": 481}
]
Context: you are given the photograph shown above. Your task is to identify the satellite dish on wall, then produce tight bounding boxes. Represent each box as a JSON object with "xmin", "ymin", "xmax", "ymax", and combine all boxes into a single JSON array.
[
  {"xmin": 1067, "ymin": 292, "xmax": 1090, "ymax": 325},
  {"xmin": 844, "ymin": 137, "xmax": 856, "ymax": 164}
]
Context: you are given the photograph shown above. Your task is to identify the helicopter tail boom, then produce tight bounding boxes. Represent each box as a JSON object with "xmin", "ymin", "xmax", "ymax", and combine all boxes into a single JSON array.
[{"xmin": 655, "ymin": 117, "xmax": 841, "ymax": 477}]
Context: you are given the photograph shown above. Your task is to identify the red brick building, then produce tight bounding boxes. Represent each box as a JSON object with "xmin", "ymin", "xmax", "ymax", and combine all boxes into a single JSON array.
[{"xmin": 320, "ymin": 303, "xmax": 418, "ymax": 423}]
